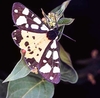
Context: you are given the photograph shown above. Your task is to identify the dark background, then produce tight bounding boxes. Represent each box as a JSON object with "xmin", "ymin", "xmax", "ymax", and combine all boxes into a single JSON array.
[{"xmin": 1, "ymin": 0, "xmax": 100, "ymax": 98}]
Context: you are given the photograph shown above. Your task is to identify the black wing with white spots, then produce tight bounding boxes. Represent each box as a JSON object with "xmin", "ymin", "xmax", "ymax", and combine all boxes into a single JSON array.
[
  {"xmin": 39, "ymin": 40, "xmax": 60, "ymax": 84},
  {"xmin": 12, "ymin": 2, "xmax": 60, "ymax": 84},
  {"xmin": 12, "ymin": 2, "xmax": 49, "ymax": 33}
]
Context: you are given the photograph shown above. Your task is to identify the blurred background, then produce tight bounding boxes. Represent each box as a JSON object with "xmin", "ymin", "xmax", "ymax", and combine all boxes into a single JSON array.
[{"xmin": 0, "ymin": 0, "xmax": 100, "ymax": 98}]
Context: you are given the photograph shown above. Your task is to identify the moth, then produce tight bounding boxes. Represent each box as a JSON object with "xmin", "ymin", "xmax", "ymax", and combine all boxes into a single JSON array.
[{"xmin": 12, "ymin": 2, "xmax": 61, "ymax": 84}]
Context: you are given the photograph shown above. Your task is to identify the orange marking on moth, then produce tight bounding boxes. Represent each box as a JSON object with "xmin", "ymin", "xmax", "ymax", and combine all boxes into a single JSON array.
[{"xmin": 22, "ymin": 49, "xmax": 26, "ymax": 54}]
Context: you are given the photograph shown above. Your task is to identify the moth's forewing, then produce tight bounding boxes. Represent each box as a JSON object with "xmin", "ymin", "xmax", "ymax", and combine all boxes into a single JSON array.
[{"xmin": 12, "ymin": 2, "xmax": 49, "ymax": 33}]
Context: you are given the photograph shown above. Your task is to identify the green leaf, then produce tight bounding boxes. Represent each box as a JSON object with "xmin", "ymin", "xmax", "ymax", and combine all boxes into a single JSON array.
[
  {"xmin": 51, "ymin": 0, "xmax": 71, "ymax": 20},
  {"xmin": 6, "ymin": 74, "xmax": 54, "ymax": 98},
  {"xmin": 3, "ymin": 54, "xmax": 31, "ymax": 83},
  {"xmin": 0, "ymin": 79, "xmax": 7, "ymax": 98},
  {"xmin": 58, "ymin": 18, "xmax": 75, "ymax": 26},
  {"xmin": 51, "ymin": 0, "xmax": 71, "ymax": 14},
  {"xmin": 59, "ymin": 44, "xmax": 78, "ymax": 83},
  {"xmin": 59, "ymin": 44, "xmax": 72, "ymax": 66},
  {"xmin": 50, "ymin": 0, "xmax": 74, "ymax": 41},
  {"xmin": 60, "ymin": 61, "xmax": 78, "ymax": 83}
]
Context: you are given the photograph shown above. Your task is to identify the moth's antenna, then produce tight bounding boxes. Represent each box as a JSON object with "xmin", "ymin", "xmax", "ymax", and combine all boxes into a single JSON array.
[
  {"xmin": 62, "ymin": 33, "xmax": 76, "ymax": 42},
  {"xmin": 41, "ymin": 8, "xmax": 47, "ymax": 18},
  {"xmin": 41, "ymin": 8, "xmax": 51, "ymax": 27}
]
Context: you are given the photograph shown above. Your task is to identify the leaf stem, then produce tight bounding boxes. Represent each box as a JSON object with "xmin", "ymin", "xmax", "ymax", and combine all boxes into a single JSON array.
[{"xmin": 22, "ymin": 79, "xmax": 45, "ymax": 98}]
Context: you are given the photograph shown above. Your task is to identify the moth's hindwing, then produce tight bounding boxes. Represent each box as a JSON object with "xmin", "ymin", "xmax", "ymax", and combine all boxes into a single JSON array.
[
  {"xmin": 12, "ymin": 29, "xmax": 51, "ymax": 68},
  {"xmin": 38, "ymin": 40, "xmax": 60, "ymax": 84},
  {"xmin": 12, "ymin": 2, "xmax": 49, "ymax": 33}
]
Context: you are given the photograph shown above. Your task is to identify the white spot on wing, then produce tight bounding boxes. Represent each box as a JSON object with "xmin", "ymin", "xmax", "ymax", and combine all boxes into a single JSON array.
[
  {"xmin": 33, "ymin": 17, "xmax": 41, "ymax": 24},
  {"xmin": 53, "ymin": 51, "xmax": 59, "ymax": 60},
  {"xmin": 55, "ymin": 61, "xmax": 59, "ymax": 63},
  {"xmin": 31, "ymin": 24, "xmax": 39, "ymax": 29},
  {"xmin": 16, "ymin": 16, "xmax": 27, "ymax": 25},
  {"xmin": 25, "ymin": 24, "xmax": 29, "ymax": 28},
  {"xmin": 46, "ymin": 50, "xmax": 52, "ymax": 58},
  {"xmin": 53, "ymin": 66, "xmax": 60, "ymax": 73},
  {"xmin": 41, "ymin": 24, "xmax": 49, "ymax": 31},
  {"xmin": 43, "ymin": 60, "xmax": 47, "ymax": 63},
  {"xmin": 31, "ymin": 14, "xmax": 34, "ymax": 17},
  {"xmin": 27, "ymin": 62, "xmax": 31, "ymax": 66},
  {"xmin": 13, "ymin": 37, "xmax": 17, "ymax": 40},
  {"xmin": 50, "ymin": 76, "xmax": 54, "ymax": 80},
  {"xmin": 14, "ymin": 30, "xmax": 16, "ymax": 32},
  {"xmin": 39, "ymin": 63, "xmax": 51, "ymax": 73},
  {"xmin": 22, "ymin": 7, "xmax": 29, "ymax": 15},
  {"xmin": 51, "ymin": 40, "xmax": 57, "ymax": 49},
  {"xmin": 14, "ymin": 9, "xmax": 18, "ymax": 13}
]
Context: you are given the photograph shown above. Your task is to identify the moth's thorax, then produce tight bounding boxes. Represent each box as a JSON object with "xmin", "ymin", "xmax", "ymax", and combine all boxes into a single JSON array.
[{"xmin": 47, "ymin": 28, "xmax": 58, "ymax": 40}]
